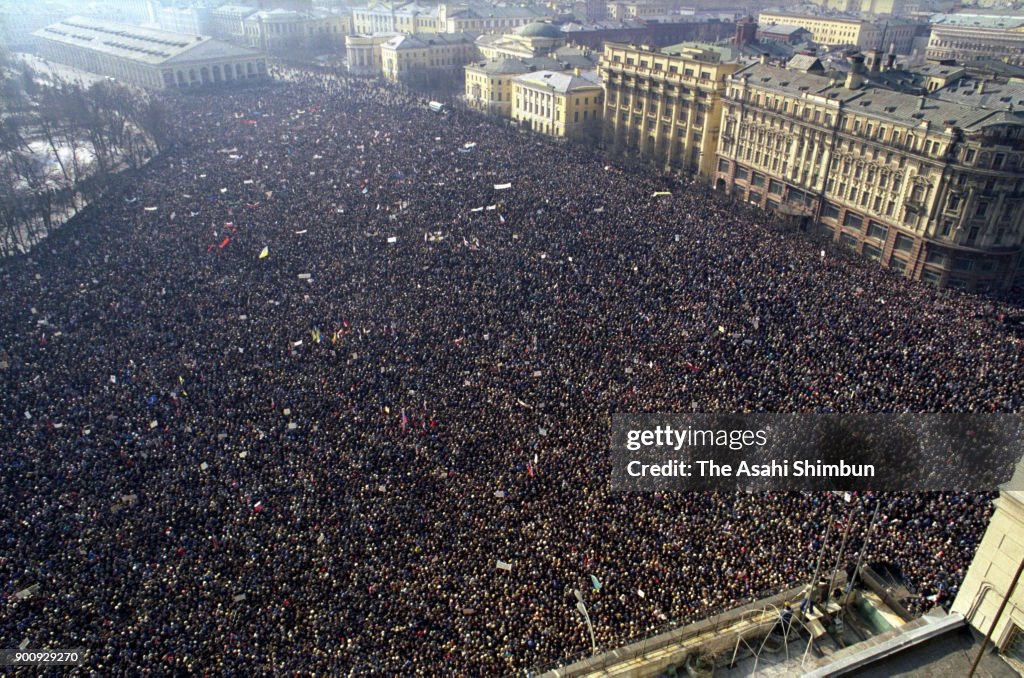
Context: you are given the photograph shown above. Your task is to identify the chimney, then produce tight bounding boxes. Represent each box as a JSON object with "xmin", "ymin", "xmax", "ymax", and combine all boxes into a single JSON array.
[
  {"xmin": 846, "ymin": 54, "xmax": 866, "ymax": 90},
  {"xmin": 866, "ymin": 48, "xmax": 881, "ymax": 73},
  {"xmin": 574, "ymin": 67, "xmax": 581, "ymax": 76},
  {"xmin": 759, "ymin": 52, "xmax": 768, "ymax": 65},
  {"xmin": 918, "ymin": 95, "xmax": 926, "ymax": 110},
  {"xmin": 978, "ymin": 79, "xmax": 985, "ymax": 95},
  {"xmin": 884, "ymin": 52, "xmax": 896, "ymax": 72}
]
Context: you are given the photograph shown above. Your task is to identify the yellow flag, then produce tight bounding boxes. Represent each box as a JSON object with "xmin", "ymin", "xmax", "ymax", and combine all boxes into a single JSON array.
[{"xmin": 259, "ymin": 246, "xmax": 269, "ymax": 259}]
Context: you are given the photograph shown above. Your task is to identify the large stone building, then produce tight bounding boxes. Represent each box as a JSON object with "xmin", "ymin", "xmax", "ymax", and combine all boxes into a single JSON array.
[
  {"xmin": 34, "ymin": 16, "xmax": 268, "ymax": 90},
  {"xmin": 380, "ymin": 32, "xmax": 478, "ymax": 83},
  {"xmin": 511, "ymin": 69, "xmax": 604, "ymax": 139},
  {"xmin": 351, "ymin": 2, "xmax": 545, "ymax": 36},
  {"xmin": 153, "ymin": 6, "xmax": 213, "ymax": 36},
  {"xmin": 599, "ymin": 42, "xmax": 740, "ymax": 175},
  {"xmin": 952, "ymin": 460, "xmax": 1024, "ymax": 674},
  {"xmin": 241, "ymin": 8, "xmax": 350, "ymax": 54},
  {"xmin": 803, "ymin": 0, "xmax": 908, "ymax": 15},
  {"xmin": 606, "ymin": 0, "xmax": 670, "ymax": 21},
  {"xmin": 476, "ymin": 21, "xmax": 566, "ymax": 60},
  {"xmin": 560, "ymin": 18, "xmax": 735, "ymax": 53},
  {"xmin": 758, "ymin": 11, "xmax": 918, "ymax": 54},
  {"xmin": 440, "ymin": 4, "xmax": 548, "ymax": 34},
  {"xmin": 351, "ymin": 2, "xmax": 440, "ymax": 35},
  {"xmin": 465, "ymin": 58, "xmax": 532, "ymax": 115},
  {"xmin": 345, "ymin": 33, "xmax": 398, "ymax": 76},
  {"xmin": 714, "ymin": 55, "xmax": 1024, "ymax": 291},
  {"xmin": 210, "ymin": 5, "xmax": 258, "ymax": 41},
  {"xmin": 925, "ymin": 14, "xmax": 1024, "ymax": 66}
]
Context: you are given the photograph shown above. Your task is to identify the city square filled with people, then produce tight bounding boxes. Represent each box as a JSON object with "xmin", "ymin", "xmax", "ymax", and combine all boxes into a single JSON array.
[{"xmin": 1, "ymin": 70, "xmax": 1022, "ymax": 674}]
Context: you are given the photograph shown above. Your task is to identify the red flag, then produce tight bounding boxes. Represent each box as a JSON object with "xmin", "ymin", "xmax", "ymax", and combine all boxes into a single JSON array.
[
  {"xmin": 527, "ymin": 462, "xmax": 535, "ymax": 478},
  {"xmin": 219, "ymin": 237, "xmax": 230, "ymax": 249}
]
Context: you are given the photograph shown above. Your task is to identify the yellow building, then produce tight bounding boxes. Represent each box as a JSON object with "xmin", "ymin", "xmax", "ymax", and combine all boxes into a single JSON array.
[
  {"xmin": 606, "ymin": 0, "xmax": 669, "ymax": 20},
  {"xmin": 511, "ymin": 69, "xmax": 603, "ymax": 138},
  {"xmin": 952, "ymin": 460, "xmax": 1024, "ymax": 674},
  {"xmin": 599, "ymin": 42, "xmax": 739, "ymax": 175},
  {"xmin": 380, "ymin": 33, "xmax": 478, "ymax": 83},
  {"xmin": 714, "ymin": 55, "xmax": 1024, "ymax": 291},
  {"xmin": 345, "ymin": 33, "xmax": 398, "ymax": 76},
  {"xmin": 807, "ymin": 0, "xmax": 905, "ymax": 14},
  {"xmin": 464, "ymin": 59, "xmax": 531, "ymax": 116},
  {"xmin": 757, "ymin": 11, "xmax": 917, "ymax": 53}
]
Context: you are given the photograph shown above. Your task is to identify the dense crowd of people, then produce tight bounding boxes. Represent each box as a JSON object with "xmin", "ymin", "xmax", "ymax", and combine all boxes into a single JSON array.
[{"xmin": 1, "ymin": 71, "xmax": 1021, "ymax": 675}]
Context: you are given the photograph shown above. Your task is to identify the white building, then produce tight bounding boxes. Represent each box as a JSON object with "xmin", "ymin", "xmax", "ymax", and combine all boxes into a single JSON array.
[
  {"xmin": 154, "ymin": 6, "xmax": 213, "ymax": 36},
  {"xmin": 34, "ymin": 16, "xmax": 268, "ymax": 90},
  {"xmin": 210, "ymin": 5, "xmax": 258, "ymax": 41},
  {"xmin": 242, "ymin": 8, "xmax": 350, "ymax": 53}
]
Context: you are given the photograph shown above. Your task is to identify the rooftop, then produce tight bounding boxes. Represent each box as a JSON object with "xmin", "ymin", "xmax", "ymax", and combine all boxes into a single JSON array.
[
  {"xmin": 465, "ymin": 58, "xmax": 532, "ymax": 74},
  {"xmin": 385, "ymin": 32, "xmax": 477, "ymax": 49},
  {"xmin": 516, "ymin": 68, "xmax": 601, "ymax": 93},
  {"xmin": 930, "ymin": 12, "xmax": 1024, "ymax": 30},
  {"xmin": 733, "ymin": 61, "xmax": 1024, "ymax": 132},
  {"xmin": 34, "ymin": 16, "xmax": 261, "ymax": 66},
  {"xmin": 516, "ymin": 21, "xmax": 563, "ymax": 39}
]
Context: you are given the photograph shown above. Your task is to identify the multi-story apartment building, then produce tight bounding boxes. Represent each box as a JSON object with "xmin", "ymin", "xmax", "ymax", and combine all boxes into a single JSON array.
[
  {"xmin": 925, "ymin": 14, "xmax": 1024, "ymax": 66},
  {"xmin": 758, "ymin": 11, "xmax": 918, "ymax": 54},
  {"xmin": 599, "ymin": 42, "xmax": 740, "ymax": 175},
  {"xmin": 714, "ymin": 55, "xmax": 1024, "ymax": 291},
  {"xmin": 511, "ymin": 69, "xmax": 604, "ymax": 138}
]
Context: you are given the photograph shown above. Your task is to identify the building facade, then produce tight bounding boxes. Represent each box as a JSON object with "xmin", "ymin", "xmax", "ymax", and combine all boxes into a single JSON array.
[
  {"xmin": 805, "ymin": 0, "xmax": 907, "ymax": 15},
  {"xmin": 599, "ymin": 42, "xmax": 740, "ymax": 175},
  {"xmin": 210, "ymin": 5, "xmax": 258, "ymax": 41},
  {"xmin": 34, "ymin": 16, "xmax": 267, "ymax": 90},
  {"xmin": 242, "ymin": 8, "xmax": 350, "ymax": 54},
  {"xmin": 714, "ymin": 57, "xmax": 1024, "ymax": 291},
  {"xmin": 607, "ymin": 1, "xmax": 670, "ymax": 20},
  {"xmin": 511, "ymin": 69, "xmax": 604, "ymax": 138},
  {"xmin": 351, "ymin": 3, "xmax": 440, "ymax": 35},
  {"xmin": 925, "ymin": 14, "xmax": 1024, "ymax": 66},
  {"xmin": 154, "ymin": 6, "xmax": 212, "ymax": 36},
  {"xmin": 441, "ymin": 4, "xmax": 547, "ymax": 34},
  {"xmin": 476, "ymin": 22, "xmax": 566, "ymax": 60},
  {"xmin": 464, "ymin": 59, "xmax": 531, "ymax": 115},
  {"xmin": 380, "ymin": 33, "xmax": 478, "ymax": 83},
  {"xmin": 758, "ymin": 11, "xmax": 917, "ymax": 54},
  {"xmin": 351, "ymin": 2, "xmax": 544, "ymax": 36},
  {"xmin": 952, "ymin": 463, "xmax": 1024, "ymax": 674},
  {"xmin": 345, "ymin": 33, "xmax": 397, "ymax": 76}
]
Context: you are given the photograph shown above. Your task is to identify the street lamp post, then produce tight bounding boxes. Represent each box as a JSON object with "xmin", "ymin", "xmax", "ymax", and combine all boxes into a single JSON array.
[{"xmin": 573, "ymin": 588, "xmax": 597, "ymax": 656}]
